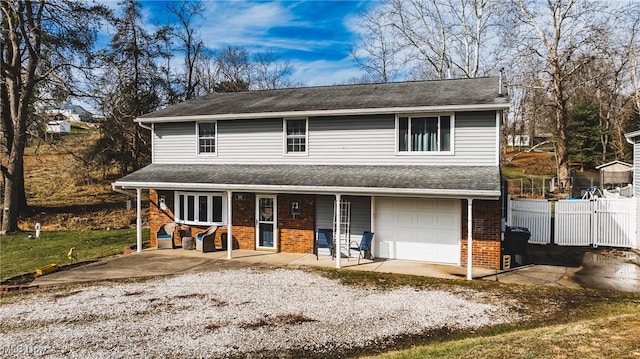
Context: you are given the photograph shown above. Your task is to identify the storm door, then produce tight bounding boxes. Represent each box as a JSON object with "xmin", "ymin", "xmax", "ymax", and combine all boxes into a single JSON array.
[{"xmin": 256, "ymin": 195, "xmax": 277, "ymax": 249}]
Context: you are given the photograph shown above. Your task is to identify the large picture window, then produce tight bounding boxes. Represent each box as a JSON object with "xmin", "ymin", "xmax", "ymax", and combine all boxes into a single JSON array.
[
  {"xmin": 175, "ymin": 192, "xmax": 225, "ymax": 225},
  {"xmin": 398, "ymin": 115, "xmax": 451, "ymax": 152},
  {"xmin": 197, "ymin": 122, "xmax": 217, "ymax": 154},
  {"xmin": 285, "ymin": 118, "xmax": 307, "ymax": 154}
]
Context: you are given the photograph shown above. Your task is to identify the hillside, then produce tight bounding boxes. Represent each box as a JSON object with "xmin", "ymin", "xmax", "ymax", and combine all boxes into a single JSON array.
[{"xmin": 18, "ymin": 131, "xmax": 147, "ymax": 231}]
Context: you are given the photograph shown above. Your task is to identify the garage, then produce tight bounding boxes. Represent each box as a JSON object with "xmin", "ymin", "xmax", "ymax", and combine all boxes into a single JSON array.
[{"xmin": 375, "ymin": 198, "xmax": 461, "ymax": 264}]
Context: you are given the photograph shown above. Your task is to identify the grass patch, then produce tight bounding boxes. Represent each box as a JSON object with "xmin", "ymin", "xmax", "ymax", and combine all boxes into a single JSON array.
[
  {"xmin": 364, "ymin": 301, "xmax": 640, "ymax": 359},
  {"xmin": 0, "ymin": 228, "xmax": 148, "ymax": 279}
]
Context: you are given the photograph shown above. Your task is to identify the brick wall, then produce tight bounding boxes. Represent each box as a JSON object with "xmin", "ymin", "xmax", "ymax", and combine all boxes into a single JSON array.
[
  {"xmin": 231, "ymin": 193, "xmax": 256, "ymax": 250},
  {"xmin": 148, "ymin": 191, "xmax": 317, "ymax": 253},
  {"xmin": 278, "ymin": 194, "xmax": 315, "ymax": 253},
  {"xmin": 460, "ymin": 199, "xmax": 502, "ymax": 269},
  {"xmin": 149, "ymin": 189, "xmax": 178, "ymax": 248}
]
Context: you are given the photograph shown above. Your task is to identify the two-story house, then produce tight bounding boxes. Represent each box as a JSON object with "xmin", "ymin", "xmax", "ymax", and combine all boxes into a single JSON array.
[{"xmin": 113, "ymin": 77, "xmax": 509, "ymax": 275}]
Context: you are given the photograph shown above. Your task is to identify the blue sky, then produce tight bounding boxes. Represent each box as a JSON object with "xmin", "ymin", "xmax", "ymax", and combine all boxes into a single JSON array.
[{"xmin": 102, "ymin": 0, "xmax": 376, "ymax": 86}]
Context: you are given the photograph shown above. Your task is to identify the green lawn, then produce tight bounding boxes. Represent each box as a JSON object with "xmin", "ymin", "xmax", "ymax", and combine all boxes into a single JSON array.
[
  {"xmin": 0, "ymin": 228, "xmax": 148, "ymax": 279},
  {"xmin": 365, "ymin": 302, "xmax": 640, "ymax": 359}
]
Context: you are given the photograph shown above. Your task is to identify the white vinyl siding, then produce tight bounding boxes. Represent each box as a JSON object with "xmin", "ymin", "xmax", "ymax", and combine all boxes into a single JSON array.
[
  {"xmin": 635, "ymin": 140, "xmax": 640, "ymax": 240},
  {"xmin": 152, "ymin": 111, "xmax": 497, "ymax": 166}
]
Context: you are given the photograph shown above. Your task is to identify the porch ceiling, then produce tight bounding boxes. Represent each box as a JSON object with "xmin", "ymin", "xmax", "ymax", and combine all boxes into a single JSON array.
[{"xmin": 113, "ymin": 164, "xmax": 501, "ymax": 199}]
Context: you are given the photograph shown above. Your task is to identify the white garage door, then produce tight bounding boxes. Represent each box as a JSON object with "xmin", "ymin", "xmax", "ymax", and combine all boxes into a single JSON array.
[{"xmin": 375, "ymin": 198, "xmax": 461, "ymax": 264}]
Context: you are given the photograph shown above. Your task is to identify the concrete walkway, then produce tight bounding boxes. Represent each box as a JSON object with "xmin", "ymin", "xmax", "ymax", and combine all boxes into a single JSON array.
[
  {"xmin": 28, "ymin": 246, "xmax": 640, "ymax": 292},
  {"xmin": 30, "ymin": 248, "xmax": 493, "ymax": 287}
]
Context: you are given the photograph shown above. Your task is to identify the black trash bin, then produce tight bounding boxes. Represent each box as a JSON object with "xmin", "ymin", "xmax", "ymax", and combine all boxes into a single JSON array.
[{"xmin": 503, "ymin": 226, "xmax": 531, "ymax": 268}]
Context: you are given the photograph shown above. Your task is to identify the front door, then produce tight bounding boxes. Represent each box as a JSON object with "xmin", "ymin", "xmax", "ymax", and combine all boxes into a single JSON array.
[{"xmin": 256, "ymin": 195, "xmax": 277, "ymax": 249}]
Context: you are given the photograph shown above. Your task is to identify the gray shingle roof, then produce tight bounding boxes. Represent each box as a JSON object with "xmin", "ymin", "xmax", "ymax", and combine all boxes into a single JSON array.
[
  {"xmin": 114, "ymin": 164, "xmax": 501, "ymax": 198},
  {"xmin": 139, "ymin": 77, "xmax": 508, "ymax": 120}
]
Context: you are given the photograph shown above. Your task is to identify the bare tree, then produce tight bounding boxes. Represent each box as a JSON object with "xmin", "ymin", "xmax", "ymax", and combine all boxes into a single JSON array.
[
  {"xmin": 252, "ymin": 50, "xmax": 296, "ymax": 90},
  {"xmin": 388, "ymin": 0, "xmax": 505, "ymax": 80},
  {"xmin": 89, "ymin": 0, "xmax": 169, "ymax": 176},
  {"xmin": 508, "ymin": 0, "xmax": 615, "ymax": 188},
  {"xmin": 213, "ymin": 46, "xmax": 251, "ymax": 92},
  {"xmin": 167, "ymin": 0, "xmax": 205, "ymax": 100},
  {"xmin": 351, "ymin": 5, "xmax": 404, "ymax": 83},
  {"xmin": 0, "ymin": 0, "xmax": 107, "ymax": 232}
]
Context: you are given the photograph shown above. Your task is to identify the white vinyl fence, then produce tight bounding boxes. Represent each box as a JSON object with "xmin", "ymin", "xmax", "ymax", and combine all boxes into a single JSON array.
[
  {"xmin": 507, "ymin": 198, "xmax": 552, "ymax": 244},
  {"xmin": 508, "ymin": 197, "xmax": 637, "ymax": 248}
]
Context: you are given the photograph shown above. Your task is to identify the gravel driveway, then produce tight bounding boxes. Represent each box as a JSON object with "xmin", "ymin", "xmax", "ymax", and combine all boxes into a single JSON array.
[{"xmin": 0, "ymin": 268, "xmax": 519, "ymax": 358}]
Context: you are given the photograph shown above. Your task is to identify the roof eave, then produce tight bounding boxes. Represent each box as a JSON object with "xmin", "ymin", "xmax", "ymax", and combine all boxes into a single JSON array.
[
  {"xmin": 136, "ymin": 103, "xmax": 510, "ymax": 123},
  {"xmin": 625, "ymin": 130, "xmax": 640, "ymax": 144},
  {"xmin": 112, "ymin": 181, "xmax": 501, "ymax": 200}
]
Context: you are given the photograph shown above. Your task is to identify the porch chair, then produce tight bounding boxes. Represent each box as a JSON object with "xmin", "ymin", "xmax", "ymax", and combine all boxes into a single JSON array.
[
  {"xmin": 349, "ymin": 231, "xmax": 374, "ymax": 264},
  {"xmin": 315, "ymin": 228, "xmax": 334, "ymax": 260},
  {"xmin": 195, "ymin": 225, "xmax": 218, "ymax": 253},
  {"xmin": 157, "ymin": 222, "xmax": 177, "ymax": 249}
]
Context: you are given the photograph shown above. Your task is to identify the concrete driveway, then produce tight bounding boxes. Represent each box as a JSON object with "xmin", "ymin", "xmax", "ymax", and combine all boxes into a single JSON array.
[
  {"xmin": 489, "ymin": 245, "xmax": 640, "ymax": 292},
  {"xmin": 25, "ymin": 245, "xmax": 640, "ymax": 292}
]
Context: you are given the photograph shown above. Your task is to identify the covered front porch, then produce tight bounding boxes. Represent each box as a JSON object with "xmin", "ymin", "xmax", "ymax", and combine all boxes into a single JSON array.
[{"xmin": 113, "ymin": 163, "xmax": 503, "ymax": 279}]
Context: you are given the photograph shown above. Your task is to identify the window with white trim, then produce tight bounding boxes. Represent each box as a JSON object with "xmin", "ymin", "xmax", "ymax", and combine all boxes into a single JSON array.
[
  {"xmin": 175, "ymin": 192, "xmax": 225, "ymax": 225},
  {"xmin": 285, "ymin": 118, "xmax": 307, "ymax": 154},
  {"xmin": 398, "ymin": 115, "xmax": 452, "ymax": 152},
  {"xmin": 197, "ymin": 122, "xmax": 217, "ymax": 154}
]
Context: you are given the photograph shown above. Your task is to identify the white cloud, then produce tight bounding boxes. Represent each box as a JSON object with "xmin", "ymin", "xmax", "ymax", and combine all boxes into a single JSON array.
[{"xmin": 291, "ymin": 57, "xmax": 363, "ymax": 86}]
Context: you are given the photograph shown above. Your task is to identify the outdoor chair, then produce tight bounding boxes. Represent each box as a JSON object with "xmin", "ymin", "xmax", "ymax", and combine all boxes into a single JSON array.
[
  {"xmin": 195, "ymin": 225, "xmax": 218, "ymax": 253},
  {"xmin": 221, "ymin": 232, "xmax": 240, "ymax": 250},
  {"xmin": 157, "ymin": 222, "xmax": 177, "ymax": 249},
  {"xmin": 315, "ymin": 228, "xmax": 334, "ymax": 260},
  {"xmin": 349, "ymin": 231, "xmax": 374, "ymax": 264}
]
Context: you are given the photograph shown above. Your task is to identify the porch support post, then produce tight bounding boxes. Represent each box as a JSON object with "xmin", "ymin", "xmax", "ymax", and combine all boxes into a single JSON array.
[
  {"xmin": 370, "ymin": 196, "xmax": 376, "ymax": 258},
  {"xmin": 335, "ymin": 193, "xmax": 342, "ymax": 268},
  {"xmin": 466, "ymin": 198, "xmax": 474, "ymax": 280},
  {"xmin": 136, "ymin": 188, "xmax": 142, "ymax": 253},
  {"xmin": 227, "ymin": 191, "xmax": 233, "ymax": 259}
]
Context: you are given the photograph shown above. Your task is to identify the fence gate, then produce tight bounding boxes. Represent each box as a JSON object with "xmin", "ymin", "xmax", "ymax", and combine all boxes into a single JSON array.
[
  {"xmin": 595, "ymin": 199, "xmax": 636, "ymax": 248},
  {"xmin": 507, "ymin": 197, "xmax": 552, "ymax": 244},
  {"xmin": 512, "ymin": 197, "xmax": 637, "ymax": 248},
  {"xmin": 554, "ymin": 200, "xmax": 593, "ymax": 246}
]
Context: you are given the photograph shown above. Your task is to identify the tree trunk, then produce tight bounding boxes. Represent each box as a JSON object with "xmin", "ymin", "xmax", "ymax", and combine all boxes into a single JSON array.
[
  {"xmin": 554, "ymin": 98, "xmax": 570, "ymax": 190},
  {"xmin": 2, "ymin": 134, "xmax": 27, "ymax": 232}
]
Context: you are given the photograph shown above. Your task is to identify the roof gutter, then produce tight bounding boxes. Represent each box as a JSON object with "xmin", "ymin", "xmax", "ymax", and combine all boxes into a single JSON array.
[
  {"xmin": 111, "ymin": 182, "xmax": 135, "ymax": 197},
  {"xmin": 625, "ymin": 130, "xmax": 640, "ymax": 144},
  {"xmin": 135, "ymin": 103, "xmax": 511, "ymax": 124},
  {"xmin": 112, "ymin": 181, "xmax": 501, "ymax": 200}
]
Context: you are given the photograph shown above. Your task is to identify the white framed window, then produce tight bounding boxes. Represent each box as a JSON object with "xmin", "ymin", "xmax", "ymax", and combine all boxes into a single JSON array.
[
  {"xmin": 284, "ymin": 118, "xmax": 308, "ymax": 154},
  {"xmin": 197, "ymin": 122, "xmax": 217, "ymax": 155},
  {"xmin": 397, "ymin": 114, "xmax": 453, "ymax": 153},
  {"xmin": 174, "ymin": 191, "xmax": 226, "ymax": 225}
]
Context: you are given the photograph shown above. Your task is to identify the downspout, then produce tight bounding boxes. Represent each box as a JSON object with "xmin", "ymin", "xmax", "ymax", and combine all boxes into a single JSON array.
[
  {"xmin": 111, "ymin": 183, "xmax": 133, "ymax": 197},
  {"xmin": 466, "ymin": 198, "xmax": 474, "ymax": 280},
  {"xmin": 138, "ymin": 121, "xmax": 152, "ymax": 131}
]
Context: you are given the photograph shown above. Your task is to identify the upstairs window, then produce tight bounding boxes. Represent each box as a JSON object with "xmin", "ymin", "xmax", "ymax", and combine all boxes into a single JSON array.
[
  {"xmin": 175, "ymin": 192, "xmax": 225, "ymax": 225},
  {"xmin": 285, "ymin": 119, "xmax": 307, "ymax": 154},
  {"xmin": 398, "ymin": 115, "xmax": 451, "ymax": 152},
  {"xmin": 197, "ymin": 122, "xmax": 217, "ymax": 154}
]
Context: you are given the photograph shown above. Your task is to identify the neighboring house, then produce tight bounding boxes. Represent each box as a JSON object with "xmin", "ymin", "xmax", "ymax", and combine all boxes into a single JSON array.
[
  {"xmin": 45, "ymin": 104, "xmax": 94, "ymax": 123},
  {"xmin": 113, "ymin": 77, "xmax": 509, "ymax": 273},
  {"xmin": 45, "ymin": 120, "xmax": 71, "ymax": 134}
]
